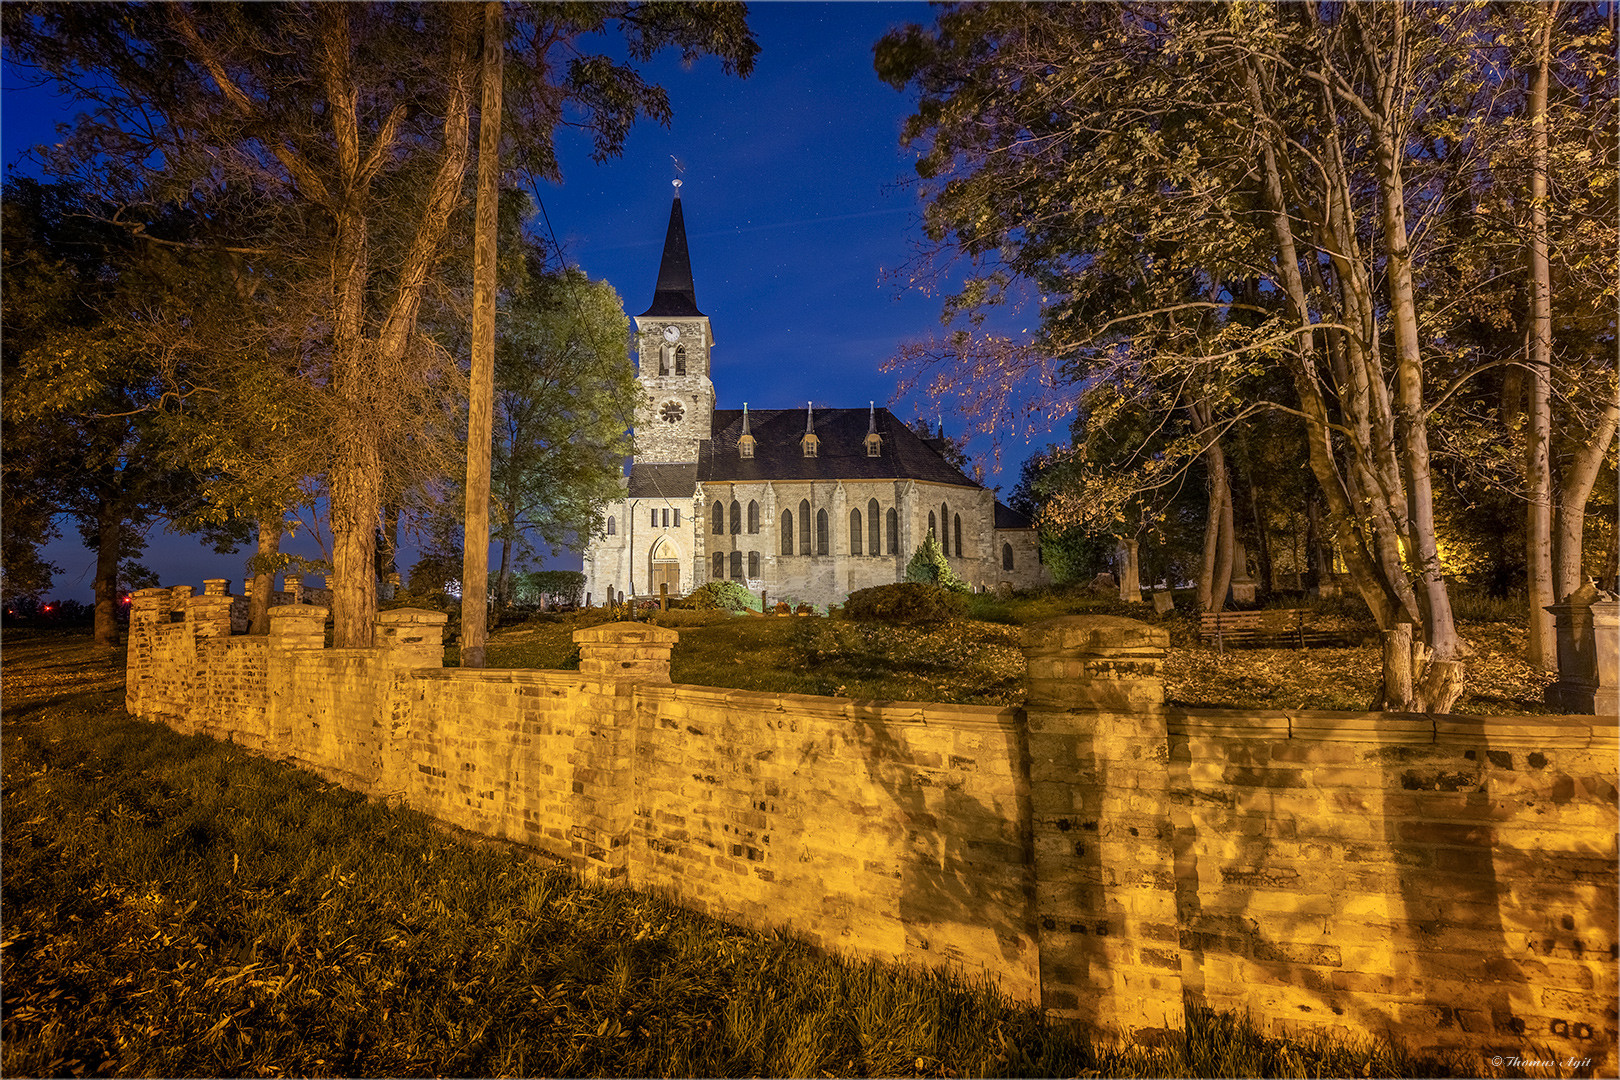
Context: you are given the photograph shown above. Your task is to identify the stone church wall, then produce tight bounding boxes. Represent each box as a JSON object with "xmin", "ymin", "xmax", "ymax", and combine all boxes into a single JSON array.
[{"xmin": 126, "ymin": 585, "xmax": 1616, "ymax": 1074}]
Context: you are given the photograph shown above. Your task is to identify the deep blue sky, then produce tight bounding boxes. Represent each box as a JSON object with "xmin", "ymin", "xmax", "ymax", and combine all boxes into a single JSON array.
[{"xmin": 4, "ymin": 2, "xmax": 1064, "ymax": 601}]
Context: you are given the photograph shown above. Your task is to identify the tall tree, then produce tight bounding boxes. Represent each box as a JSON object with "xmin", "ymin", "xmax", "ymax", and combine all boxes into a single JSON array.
[
  {"xmin": 876, "ymin": 1, "xmax": 1612, "ymax": 709},
  {"xmin": 1, "ymin": 178, "xmax": 200, "ymax": 645},
  {"xmin": 488, "ymin": 263, "xmax": 637, "ymax": 609},
  {"xmin": 5, "ymin": 2, "xmax": 757, "ymax": 647},
  {"xmin": 460, "ymin": 0, "xmax": 505, "ymax": 670}
]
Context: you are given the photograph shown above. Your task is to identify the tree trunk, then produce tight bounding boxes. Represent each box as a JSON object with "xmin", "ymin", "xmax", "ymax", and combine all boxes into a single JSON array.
[
  {"xmin": 497, "ymin": 537, "xmax": 513, "ymax": 611},
  {"xmin": 458, "ymin": 0, "xmax": 502, "ymax": 669},
  {"xmin": 248, "ymin": 518, "xmax": 281, "ymax": 635},
  {"xmin": 1554, "ymin": 402, "xmax": 1619, "ymax": 601},
  {"xmin": 92, "ymin": 500, "xmax": 121, "ymax": 648},
  {"xmin": 1525, "ymin": 1, "xmax": 1558, "ymax": 667}
]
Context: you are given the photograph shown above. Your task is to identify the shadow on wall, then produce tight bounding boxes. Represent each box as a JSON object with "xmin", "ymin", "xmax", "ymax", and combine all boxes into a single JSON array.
[{"xmin": 849, "ymin": 709, "xmax": 1038, "ymax": 992}]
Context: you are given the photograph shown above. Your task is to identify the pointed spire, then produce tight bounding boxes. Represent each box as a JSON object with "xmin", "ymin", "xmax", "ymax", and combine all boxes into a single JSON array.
[
  {"xmin": 641, "ymin": 182, "xmax": 703, "ymax": 317},
  {"xmin": 868, "ymin": 401, "xmax": 878, "ymax": 434},
  {"xmin": 741, "ymin": 402, "xmax": 751, "ymax": 436},
  {"xmin": 738, "ymin": 402, "xmax": 756, "ymax": 459},
  {"xmin": 805, "ymin": 401, "xmax": 815, "ymax": 433}
]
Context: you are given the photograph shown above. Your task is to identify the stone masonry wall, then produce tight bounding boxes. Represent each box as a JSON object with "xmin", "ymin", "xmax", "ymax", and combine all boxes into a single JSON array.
[{"xmin": 125, "ymin": 586, "xmax": 1618, "ymax": 1074}]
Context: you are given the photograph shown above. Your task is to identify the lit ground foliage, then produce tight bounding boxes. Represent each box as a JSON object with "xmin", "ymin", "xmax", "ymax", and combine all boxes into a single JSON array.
[
  {"xmin": 468, "ymin": 591, "xmax": 1556, "ymax": 715},
  {"xmin": 2, "ymin": 631, "xmax": 1484, "ymax": 1079}
]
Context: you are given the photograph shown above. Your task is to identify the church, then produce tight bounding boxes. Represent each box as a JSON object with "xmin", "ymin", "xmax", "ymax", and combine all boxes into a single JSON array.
[{"xmin": 582, "ymin": 186, "xmax": 1050, "ymax": 609}]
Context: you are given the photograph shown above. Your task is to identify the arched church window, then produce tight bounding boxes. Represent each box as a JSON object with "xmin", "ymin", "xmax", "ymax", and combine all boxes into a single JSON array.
[
  {"xmin": 941, "ymin": 502, "xmax": 950, "ymax": 536},
  {"xmin": 849, "ymin": 509, "xmax": 863, "ymax": 556},
  {"xmin": 659, "ymin": 342, "xmax": 672, "ymax": 376},
  {"xmin": 650, "ymin": 508, "xmax": 658, "ymax": 528},
  {"xmin": 712, "ymin": 505, "xmax": 723, "ymax": 535},
  {"xmin": 674, "ymin": 509, "xmax": 680, "ymax": 527},
  {"xmin": 747, "ymin": 500, "xmax": 759, "ymax": 534},
  {"xmin": 748, "ymin": 551, "xmax": 760, "ymax": 578},
  {"xmin": 954, "ymin": 514, "xmax": 962, "ymax": 557},
  {"xmin": 713, "ymin": 552, "xmax": 725, "ymax": 579},
  {"xmin": 729, "ymin": 551, "xmax": 743, "ymax": 580},
  {"xmin": 1003, "ymin": 543, "xmax": 1014, "ymax": 571},
  {"xmin": 799, "ymin": 500, "xmax": 811, "ymax": 553},
  {"xmin": 867, "ymin": 499, "xmax": 880, "ymax": 555},
  {"xmin": 606, "ymin": 516, "xmax": 615, "ymax": 536},
  {"xmin": 675, "ymin": 344, "xmax": 686, "ymax": 376},
  {"xmin": 816, "ymin": 509, "xmax": 829, "ymax": 556},
  {"xmin": 928, "ymin": 511, "xmax": 937, "ymax": 537},
  {"xmin": 729, "ymin": 500, "xmax": 742, "ymax": 534},
  {"xmin": 781, "ymin": 511, "xmax": 794, "ymax": 555},
  {"xmin": 886, "ymin": 508, "xmax": 898, "ymax": 554}
]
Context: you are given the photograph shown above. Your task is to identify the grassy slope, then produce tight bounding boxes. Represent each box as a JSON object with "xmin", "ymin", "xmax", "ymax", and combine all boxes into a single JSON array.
[
  {"xmin": 468, "ymin": 594, "xmax": 1555, "ymax": 716},
  {"xmin": 0, "ymin": 629, "xmax": 1483, "ymax": 1079}
]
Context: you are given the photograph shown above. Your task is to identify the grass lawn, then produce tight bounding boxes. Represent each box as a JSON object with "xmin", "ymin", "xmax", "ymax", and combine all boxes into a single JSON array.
[
  {"xmin": 459, "ymin": 590, "xmax": 1556, "ymax": 716},
  {"xmin": 0, "ymin": 629, "xmax": 1486, "ymax": 1078}
]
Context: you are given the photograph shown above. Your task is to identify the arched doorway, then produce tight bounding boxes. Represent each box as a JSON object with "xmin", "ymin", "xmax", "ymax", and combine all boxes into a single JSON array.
[{"xmin": 649, "ymin": 537, "xmax": 681, "ymax": 598}]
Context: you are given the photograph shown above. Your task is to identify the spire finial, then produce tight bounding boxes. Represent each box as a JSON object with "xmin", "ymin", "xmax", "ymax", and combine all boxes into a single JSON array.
[
  {"xmin": 805, "ymin": 401, "xmax": 815, "ymax": 433},
  {"xmin": 868, "ymin": 401, "xmax": 878, "ymax": 434},
  {"xmin": 741, "ymin": 402, "xmax": 751, "ymax": 435}
]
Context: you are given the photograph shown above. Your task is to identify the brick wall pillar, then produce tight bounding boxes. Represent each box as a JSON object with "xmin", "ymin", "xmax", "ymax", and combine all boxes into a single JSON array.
[
  {"xmin": 1021, "ymin": 615, "xmax": 1184, "ymax": 1040},
  {"xmin": 203, "ymin": 578, "xmax": 229, "ymax": 596},
  {"xmin": 375, "ymin": 608, "xmax": 448, "ymax": 669},
  {"xmin": 570, "ymin": 621, "xmax": 677, "ymax": 881},
  {"xmin": 126, "ymin": 587, "xmax": 171, "ymax": 714},
  {"xmin": 188, "ymin": 593, "xmax": 234, "ymax": 640},
  {"xmin": 266, "ymin": 605, "xmax": 327, "ymax": 746}
]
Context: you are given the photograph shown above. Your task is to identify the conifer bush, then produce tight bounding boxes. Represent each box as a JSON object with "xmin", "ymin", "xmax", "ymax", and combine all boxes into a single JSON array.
[
  {"xmin": 904, "ymin": 534, "xmax": 970, "ymax": 593},
  {"xmin": 685, "ymin": 581, "xmax": 760, "ymax": 612}
]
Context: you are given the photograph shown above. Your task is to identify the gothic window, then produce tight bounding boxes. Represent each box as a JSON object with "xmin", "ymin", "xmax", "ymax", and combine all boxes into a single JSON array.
[
  {"xmin": 1003, "ymin": 542, "xmax": 1014, "ymax": 571},
  {"xmin": 867, "ymin": 499, "xmax": 880, "ymax": 555},
  {"xmin": 816, "ymin": 509, "xmax": 829, "ymax": 555},
  {"xmin": 748, "ymin": 551, "xmax": 760, "ymax": 578},
  {"xmin": 729, "ymin": 551, "xmax": 743, "ymax": 580},
  {"xmin": 712, "ymin": 505, "xmax": 723, "ymax": 535},
  {"xmin": 747, "ymin": 500, "xmax": 760, "ymax": 534},
  {"xmin": 928, "ymin": 511, "xmax": 937, "ymax": 537},
  {"xmin": 799, "ymin": 500, "xmax": 811, "ymax": 553},
  {"xmin": 941, "ymin": 502, "xmax": 950, "ymax": 536},
  {"xmin": 606, "ymin": 516, "xmax": 615, "ymax": 536},
  {"xmin": 674, "ymin": 509, "xmax": 681, "ymax": 527},
  {"xmin": 661, "ymin": 400, "xmax": 683, "ymax": 424},
  {"xmin": 675, "ymin": 344, "xmax": 686, "ymax": 376},
  {"xmin": 886, "ymin": 508, "xmax": 898, "ymax": 554},
  {"xmin": 729, "ymin": 499, "xmax": 742, "ymax": 534},
  {"xmin": 954, "ymin": 514, "xmax": 963, "ymax": 557},
  {"xmin": 658, "ymin": 343, "xmax": 671, "ymax": 376},
  {"xmin": 781, "ymin": 511, "xmax": 794, "ymax": 555},
  {"xmin": 849, "ymin": 509, "xmax": 863, "ymax": 556},
  {"xmin": 713, "ymin": 552, "xmax": 725, "ymax": 578},
  {"xmin": 650, "ymin": 508, "xmax": 658, "ymax": 528}
]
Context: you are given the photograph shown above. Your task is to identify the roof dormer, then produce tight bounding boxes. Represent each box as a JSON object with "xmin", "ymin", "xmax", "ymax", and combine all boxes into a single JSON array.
[
  {"xmin": 738, "ymin": 403, "xmax": 756, "ymax": 459},
  {"xmin": 864, "ymin": 401, "xmax": 882, "ymax": 457},
  {"xmin": 801, "ymin": 402, "xmax": 820, "ymax": 458}
]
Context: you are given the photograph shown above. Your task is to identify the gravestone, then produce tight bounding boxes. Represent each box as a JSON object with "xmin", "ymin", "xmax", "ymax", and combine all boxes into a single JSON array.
[
  {"xmin": 1229, "ymin": 540, "xmax": 1257, "ymax": 605},
  {"xmin": 1152, "ymin": 590, "xmax": 1175, "ymax": 616},
  {"xmin": 1546, "ymin": 582, "xmax": 1620, "ymax": 715}
]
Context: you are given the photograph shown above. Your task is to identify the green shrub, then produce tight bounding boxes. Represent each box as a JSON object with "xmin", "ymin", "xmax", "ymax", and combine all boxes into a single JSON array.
[
  {"xmin": 904, "ymin": 534, "xmax": 971, "ymax": 593},
  {"xmin": 648, "ymin": 609, "xmax": 735, "ymax": 628},
  {"xmin": 844, "ymin": 582, "xmax": 967, "ymax": 625},
  {"xmin": 686, "ymin": 581, "xmax": 761, "ymax": 612}
]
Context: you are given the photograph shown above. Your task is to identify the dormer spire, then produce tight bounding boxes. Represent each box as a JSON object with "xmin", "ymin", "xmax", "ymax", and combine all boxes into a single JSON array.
[
  {"xmin": 868, "ymin": 402, "xmax": 878, "ymax": 434},
  {"xmin": 738, "ymin": 402, "xmax": 756, "ymax": 459},
  {"xmin": 805, "ymin": 401, "xmax": 815, "ymax": 433},
  {"xmin": 865, "ymin": 402, "xmax": 883, "ymax": 457}
]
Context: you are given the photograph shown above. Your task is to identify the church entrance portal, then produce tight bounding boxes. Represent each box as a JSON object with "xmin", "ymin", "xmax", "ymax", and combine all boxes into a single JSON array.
[{"xmin": 649, "ymin": 538, "xmax": 681, "ymax": 597}]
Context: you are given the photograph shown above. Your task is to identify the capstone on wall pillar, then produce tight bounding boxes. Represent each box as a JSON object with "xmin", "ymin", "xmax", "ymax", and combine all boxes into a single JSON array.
[
  {"xmin": 569, "ymin": 621, "xmax": 677, "ymax": 882},
  {"xmin": 375, "ymin": 608, "xmax": 448, "ymax": 669},
  {"xmin": 1021, "ymin": 615, "xmax": 1184, "ymax": 1041},
  {"xmin": 265, "ymin": 604, "xmax": 327, "ymax": 746}
]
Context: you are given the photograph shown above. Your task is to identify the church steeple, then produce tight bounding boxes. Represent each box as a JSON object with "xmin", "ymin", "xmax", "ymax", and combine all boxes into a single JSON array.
[{"xmin": 641, "ymin": 180, "xmax": 704, "ymax": 317}]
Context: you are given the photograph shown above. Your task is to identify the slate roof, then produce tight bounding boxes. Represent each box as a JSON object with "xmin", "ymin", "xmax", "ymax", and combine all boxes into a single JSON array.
[
  {"xmin": 699, "ymin": 407, "xmax": 980, "ymax": 487},
  {"xmin": 627, "ymin": 463, "xmax": 698, "ymax": 499},
  {"xmin": 640, "ymin": 194, "xmax": 704, "ymax": 318},
  {"xmin": 995, "ymin": 501, "xmax": 1035, "ymax": 530}
]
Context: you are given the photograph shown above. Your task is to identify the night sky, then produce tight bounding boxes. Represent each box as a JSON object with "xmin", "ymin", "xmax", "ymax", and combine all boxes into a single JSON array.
[{"xmin": 3, "ymin": 3, "xmax": 1064, "ymax": 601}]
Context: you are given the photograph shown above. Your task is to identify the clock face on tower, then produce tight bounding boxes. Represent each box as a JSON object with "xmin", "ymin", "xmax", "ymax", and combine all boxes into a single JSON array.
[{"xmin": 662, "ymin": 324, "xmax": 682, "ymax": 343}]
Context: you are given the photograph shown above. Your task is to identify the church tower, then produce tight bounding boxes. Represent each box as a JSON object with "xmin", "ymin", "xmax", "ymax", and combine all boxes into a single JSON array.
[{"xmin": 633, "ymin": 181, "xmax": 715, "ymax": 464}]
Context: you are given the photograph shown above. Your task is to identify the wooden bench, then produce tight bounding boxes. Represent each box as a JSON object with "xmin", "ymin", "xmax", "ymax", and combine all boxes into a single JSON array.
[{"xmin": 1199, "ymin": 608, "xmax": 1327, "ymax": 652}]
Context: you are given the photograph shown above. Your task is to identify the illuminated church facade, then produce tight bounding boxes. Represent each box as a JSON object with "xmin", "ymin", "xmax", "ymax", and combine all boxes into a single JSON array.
[{"xmin": 582, "ymin": 187, "xmax": 1049, "ymax": 608}]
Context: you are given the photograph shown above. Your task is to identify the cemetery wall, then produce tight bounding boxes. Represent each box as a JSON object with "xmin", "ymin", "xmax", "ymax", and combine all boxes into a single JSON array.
[{"xmin": 124, "ymin": 587, "xmax": 1617, "ymax": 1074}]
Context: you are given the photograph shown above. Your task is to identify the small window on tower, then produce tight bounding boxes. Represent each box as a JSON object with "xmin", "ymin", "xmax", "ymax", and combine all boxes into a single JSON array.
[
  {"xmin": 866, "ymin": 433, "xmax": 882, "ymax": 457},
  {"xmin": 606, "ymin": 516, "xmax": 616, "ymax": 536},
  {"xmin": 675, "ymin": 345, "xmax": 686, "ymax": 376},
  {"xmin": 661, "ymin": 401, "xmax": 684, "ymax": 424}
]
